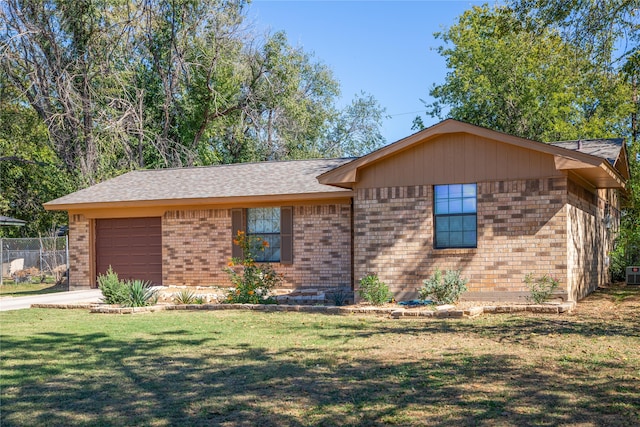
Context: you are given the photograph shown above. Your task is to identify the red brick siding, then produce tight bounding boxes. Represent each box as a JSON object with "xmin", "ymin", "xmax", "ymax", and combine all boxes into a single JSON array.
[{"xmin": 162, "ymin": 209, "xmax": 231, "ymax": 286}]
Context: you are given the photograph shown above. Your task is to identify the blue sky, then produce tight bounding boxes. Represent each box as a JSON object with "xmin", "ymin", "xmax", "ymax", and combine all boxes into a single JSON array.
[{"xmin": 248, "ymin": 1, "xmax": 487, "ymax": 143}]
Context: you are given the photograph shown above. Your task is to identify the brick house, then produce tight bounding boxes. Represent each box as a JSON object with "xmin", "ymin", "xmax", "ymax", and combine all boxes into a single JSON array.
[{"xmin": 45, "ymin": 120, "xmax": 629, "ymax": 302}]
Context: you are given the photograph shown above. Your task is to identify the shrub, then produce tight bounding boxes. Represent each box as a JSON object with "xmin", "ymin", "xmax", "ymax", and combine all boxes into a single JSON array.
[
  {"xmin": 420, "ymin": 269, "xmax": 468, "ymax": 304},
  {"xmin": 358, "ymin": 274, "xmax": 392, "ymax": 305},
  {"xmin": 173, "ymin": 289, "xmax": 197, "ymax": 304},
  {"xmin": 524, "ymin": 273, "xmax": 559, "ymax": 304},
  {"xmin": 224, "ymin": 230, "xmax": 282, "ymax": 304},
  {"xmin": 125, "ymin": 279, "xmax": 158, "ymax": 307},
  {"xmin": 97, "ymin": 267, "xmax": 128, "ymax": 305}
]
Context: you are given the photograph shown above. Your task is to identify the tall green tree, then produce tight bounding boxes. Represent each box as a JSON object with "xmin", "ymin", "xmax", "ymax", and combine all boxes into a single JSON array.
[{"xmin": 418, "ymin": 5, "xmax": 633, "ymax": 142}]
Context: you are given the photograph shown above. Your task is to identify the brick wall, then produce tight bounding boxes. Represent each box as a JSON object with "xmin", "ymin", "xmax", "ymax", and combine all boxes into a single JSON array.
[
  {"xmin": 566, "ymin": 182, "xmax": 617, "ymax": 300},
  {"xmin": 277, "ymin": 204, "xmax": 352, "ymax": 290},
  {"xmin": 162, "ymin": 203, "xmax": 352, "ymax": 290},
  {"xmin": 354, "ymin": 177, "xmax": 569, "ymax": 301},
  {"xmin": 162, "ymin": 209, "xmax": 232, "ymax": 286},
  {"xmin": 68, "ymin": 213, "xmax": 92, "ymax": 289}
]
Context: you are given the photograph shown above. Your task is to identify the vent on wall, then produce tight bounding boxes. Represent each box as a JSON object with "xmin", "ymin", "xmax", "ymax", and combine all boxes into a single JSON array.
[{"xmin": 627, "ymin": 267, "xmax": 640, "ymax": 285}]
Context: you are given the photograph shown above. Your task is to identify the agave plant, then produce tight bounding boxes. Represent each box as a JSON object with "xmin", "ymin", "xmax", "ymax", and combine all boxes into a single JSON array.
[
  {"xmin": 124, "ymin": 279, "xmax": 158, "ymax": 307},
  {"xmin": 173, "ymin": 289, "xmax": 197, "ymax": 305}
]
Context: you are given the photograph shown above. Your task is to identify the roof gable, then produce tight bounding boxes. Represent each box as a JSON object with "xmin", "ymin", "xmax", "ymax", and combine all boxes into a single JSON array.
[{"xmin": 318, "ymin": 119, "xmax": 626, "ymax": 190}]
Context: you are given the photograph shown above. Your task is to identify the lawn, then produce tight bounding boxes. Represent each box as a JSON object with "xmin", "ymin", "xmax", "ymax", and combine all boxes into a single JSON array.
[
  {"xmin": 1, "ymin": 285, "xmax": 639, "ymax": 426},
  {"xmin": 0, "ymin": 279, "xmax": 66, "ymax": 297}
]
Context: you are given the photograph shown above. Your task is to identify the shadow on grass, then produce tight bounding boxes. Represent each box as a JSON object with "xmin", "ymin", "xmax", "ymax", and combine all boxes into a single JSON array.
[{"xmin": 2, "ymin": 322, "xmax": 639, "ymax": 426}]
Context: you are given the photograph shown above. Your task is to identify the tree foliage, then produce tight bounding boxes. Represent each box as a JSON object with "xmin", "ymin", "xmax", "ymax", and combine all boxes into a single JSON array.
[
  {"xmin": 0, "ymin": 77, "xmax": 73, "ymax": 237},
  {"xmin": 420, "ymin": 5, "xmax": 633, "ymax": 142},
  {"xmin": 0, "ymin": 0, "xmax": 385, "ymax": 236}
]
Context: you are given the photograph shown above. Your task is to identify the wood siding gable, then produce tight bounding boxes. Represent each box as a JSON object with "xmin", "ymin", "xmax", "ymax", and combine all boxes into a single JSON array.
[{"xmin": 357, "ymin": 132, "xmax": 561, "ymax": 188}]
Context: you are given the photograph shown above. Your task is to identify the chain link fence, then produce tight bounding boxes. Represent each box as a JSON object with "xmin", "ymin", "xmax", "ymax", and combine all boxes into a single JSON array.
[{"xmin": 0, "ymin": 236, "xmax": 69, "ymax": 287}]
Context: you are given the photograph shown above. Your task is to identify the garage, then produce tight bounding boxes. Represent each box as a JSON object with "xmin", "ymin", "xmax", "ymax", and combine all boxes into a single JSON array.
[{"xmin": 96, "ymin": 217, "xmax": 162, "ymax": 285}]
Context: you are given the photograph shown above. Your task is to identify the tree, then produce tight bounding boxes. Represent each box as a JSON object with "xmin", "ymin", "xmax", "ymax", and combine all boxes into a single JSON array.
[
  {"xmin": 418, "ymin": 5, "xmax": 633, "ymax": 142},
  {"xmin": 509, "ymin": 0, "xmax": 640, "ymax": 277},
  {"xmin": 1, "ymin": 0, "xmax": 386, "ymax": 185},
  {"xmin": 0, "ymin": 77, "xmax": 73, "ymax": 237},
  {"xmin": 510, "ymin": 0, "xmax": 639, "ymax": 70}
]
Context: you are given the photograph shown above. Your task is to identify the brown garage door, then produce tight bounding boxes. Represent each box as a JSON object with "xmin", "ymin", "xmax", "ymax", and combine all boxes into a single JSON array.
[{"xmin": 96, "ymin": 217, "xmax": 162, "ymax": 285}]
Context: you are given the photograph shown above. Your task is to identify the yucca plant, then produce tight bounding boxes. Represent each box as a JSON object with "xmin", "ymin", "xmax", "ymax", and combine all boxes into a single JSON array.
[
  {"xmin": 173, "ymin": 289, "xmax": 197, "ymax": 304},
  {"xmin": 124, "ymin": 279, "xmax": 158, "ymax": 307}
]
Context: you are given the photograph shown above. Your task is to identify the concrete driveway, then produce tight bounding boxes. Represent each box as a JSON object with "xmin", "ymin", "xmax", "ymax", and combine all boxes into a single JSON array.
[{"xmin": 0, "ymin": 289, "xmax": 102, "ymax": 311}]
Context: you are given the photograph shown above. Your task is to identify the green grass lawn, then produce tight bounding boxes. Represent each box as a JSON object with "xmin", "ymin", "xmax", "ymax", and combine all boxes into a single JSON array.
[
  {"xmin": 0, "ymin": 278, "xmax": 66, "ymax": 297},
  {"xmin": 1, "ymin": 286, "xmax": 639, "ymax": 426}
]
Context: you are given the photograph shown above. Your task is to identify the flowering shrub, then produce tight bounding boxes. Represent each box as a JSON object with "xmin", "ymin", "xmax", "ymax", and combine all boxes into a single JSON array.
[
  {"xmin": 224, "ymin": 230, "xmax": 282, "ymax": 304},
  {"xmin": 524, "ymin": 273, "xmax": 559, "ymax": 304}
]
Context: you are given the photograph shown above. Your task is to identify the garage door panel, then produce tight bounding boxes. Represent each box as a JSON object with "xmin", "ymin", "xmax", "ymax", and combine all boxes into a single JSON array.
[{"xmin": 96, "ymin": 217, "xmax": 162, "ymax": 285}]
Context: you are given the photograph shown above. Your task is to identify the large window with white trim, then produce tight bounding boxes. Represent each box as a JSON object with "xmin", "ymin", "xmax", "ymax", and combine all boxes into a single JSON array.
[{"xmin": 434, "ymin": 183, "xmax": 477, "ymax": 248}]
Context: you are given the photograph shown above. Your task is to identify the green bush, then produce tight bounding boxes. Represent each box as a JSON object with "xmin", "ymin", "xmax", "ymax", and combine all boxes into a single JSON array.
[
  {"xmin": 125, "ymin": 279, "xmax": 158, "ymax": 307},
  {"xmin": 358, "ymin": 274, "xmax": 392, "ymax": 305},
  {"xmin": 224, "ymin": 231, "xmax": 282, "ymax": 304},
  {"xmin": 97, "ymin": 267, "xmax": 158, "ymax": 307},
  {"xmin": 523, "ymin": 273, "xmax": 559, "ymax": 304},
  {"xmin": 420, "ymin": 269, "xmax": 468, "ymax": 304},
  {"xmin": 97, "ymin": 267, "xmax": 128, "ymax": 305}
]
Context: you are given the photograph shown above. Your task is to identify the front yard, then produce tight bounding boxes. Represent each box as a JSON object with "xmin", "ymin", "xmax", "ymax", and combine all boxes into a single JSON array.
[{"xmin": 1, "ymin": 285, "xmax": 639, "ymax": 426}]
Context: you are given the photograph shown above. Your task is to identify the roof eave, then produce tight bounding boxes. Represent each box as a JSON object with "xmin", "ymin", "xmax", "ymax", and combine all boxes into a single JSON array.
[{"xmin": 43, "ymin": 190, "xmax": 354, "ymax": 211}]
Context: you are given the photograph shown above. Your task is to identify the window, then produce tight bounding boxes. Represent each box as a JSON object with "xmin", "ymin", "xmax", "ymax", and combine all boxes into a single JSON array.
[
  {"xmin": 246, "ymin": 208, "xmax": 281, "ymax": 262},
  {"xmin": 231, "ymin": 207, "xmax": 293, "ymax": 264},
  {"xmin": 434, "ymin": 184, "xmax": 477, "ymax": 248}
]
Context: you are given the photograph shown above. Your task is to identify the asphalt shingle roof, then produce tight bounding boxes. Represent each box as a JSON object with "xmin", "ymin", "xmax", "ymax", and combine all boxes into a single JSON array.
[
  {"xmin": 45, "ymin": 158, "xmax": 355, "ymax": 207},
  {"xmin": 550, "ymin": 138, "xmax": 623, "ymax": 166}
]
